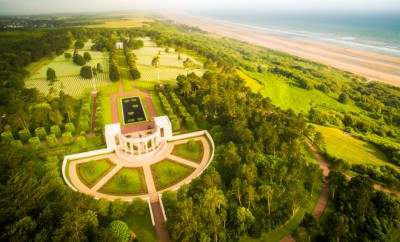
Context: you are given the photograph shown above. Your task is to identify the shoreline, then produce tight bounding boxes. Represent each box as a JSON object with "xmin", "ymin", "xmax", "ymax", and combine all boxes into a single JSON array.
[{"xmin": 163, "ymin": 13, "xmax": 400, "ymax": 87}]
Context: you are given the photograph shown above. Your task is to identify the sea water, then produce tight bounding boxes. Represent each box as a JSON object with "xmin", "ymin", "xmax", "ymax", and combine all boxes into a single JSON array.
[{"xmin": 192, "ymin": 11, "xmax": 400, "ymax": 58}]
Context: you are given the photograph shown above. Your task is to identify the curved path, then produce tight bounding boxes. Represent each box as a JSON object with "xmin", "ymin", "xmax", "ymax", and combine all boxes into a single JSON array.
[{"xmin": 68, "ymin": 136, "xmax": 211, "ymax": 202}]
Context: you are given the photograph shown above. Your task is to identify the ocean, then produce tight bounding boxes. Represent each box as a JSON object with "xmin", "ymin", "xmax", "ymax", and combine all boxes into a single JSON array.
[{"xmin": 191, "ymin": 11, "xmax": 400, "ymax": 58}]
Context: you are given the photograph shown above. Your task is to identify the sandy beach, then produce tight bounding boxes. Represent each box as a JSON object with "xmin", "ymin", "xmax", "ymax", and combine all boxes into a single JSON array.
[{"xmin": 164, "ymin": 13, "xmax": 400, "ymax": 87}]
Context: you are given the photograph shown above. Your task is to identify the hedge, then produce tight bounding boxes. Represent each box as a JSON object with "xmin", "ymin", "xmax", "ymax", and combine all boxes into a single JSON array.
[
  {"xmin": 50, "ymin": 125, "xmax": 61, "ymax": 137},
  {"xmin": 1, "ymin": 131, "xmax": 14, "ymax": 142},
  {"xmin": 29, "ymin": 137, "xmax": 41, "ymax": 150},
  {"xmin": 46, "ymin": 134, "xmax": 58, "ymax": 148},
  {"xmin": 65, "ymin": 123, "xmax": 76, "ymax": 134},
  {"xmin": 62, "ymin": 132, "xmax": 73, "ymax": 145},
  {"xmin": 35, "ymin": 127, "xmax": 47, "ymax": 140},
  {"xmin": 18, "ymin": 129, "xmax": 32, "ymax": 142}
]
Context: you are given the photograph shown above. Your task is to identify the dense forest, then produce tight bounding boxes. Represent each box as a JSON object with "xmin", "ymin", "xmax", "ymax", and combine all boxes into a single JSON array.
[{"xmin": 0, "ymin": 17, "xmax": 399, "ymax": 241}]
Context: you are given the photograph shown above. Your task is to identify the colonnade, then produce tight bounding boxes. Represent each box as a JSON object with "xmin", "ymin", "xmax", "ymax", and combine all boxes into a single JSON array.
[{"xmin": 116, "ymin": 128, "xmax": 164, "ymax": 158}]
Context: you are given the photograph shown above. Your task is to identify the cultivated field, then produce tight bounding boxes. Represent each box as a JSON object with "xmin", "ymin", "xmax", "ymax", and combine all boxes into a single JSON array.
[
  {"xmin": 25, "ymin": 41, "xmax": 112, "ymax": 97},
  {"xmin": 133, "ymin": 37, "xmax": 205, "ymax": 84},
  {"xmin": 314, "ymin": 125, "xmax": 395, "ymax": 168}
]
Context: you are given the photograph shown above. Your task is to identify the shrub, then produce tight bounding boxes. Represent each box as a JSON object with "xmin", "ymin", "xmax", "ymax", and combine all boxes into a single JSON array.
[
  {"xmin": 64, "ymin": 52, "xmax": 72, "ymax": 59},
  {"xmin": 93, "ymin": 134, "xmax": 103, "ymax": 146},
  {"xmin": 77, "ymin": 136, "xmax": 88, "ymax": 150},
  {"xmin": 171, "ymin": 118, "xmax": 180, "ymax": 132},
  {"xmin": 94, "ymin": 127, "xmax": 103, "ymax": 135},
  {"xmin": 1, "ymin": 131, "xmax": 14, "ymax": 142},
  {"xmin": 10, "ymin": 140, "xmax": 23, "ymax": 150},
  {"xmin": 62, "ymin": 132, "xmax": 73, "ymax": 145},
  {"xmin": 83, "ymin": 52, "xmax": 92, "ymax": 61},
  {"xmin": 29, "ymin": 137, "xmax": 41, "ymax": 150},
  {"xmin": 80, "ymin": 115, "xmax": 89, "ymax": 121},
  {"xmin": 18, "ymin": 129, "xmax": 32, "ymax": 142},
  {"xmin": 108, "ymin": 220, "xmax": 130, "ymax": 242},
  {"xmin": 184, "ymin": 116, "xmax": 195, "ymax": 130},
  {"xmin": 79, "ymin": 120, "xmax": 90, "ymax": 133},
  {"xmin": 50, "ymin": 125, "xmax": 61, "ymax": 137},
  {"xmin": 46, "ymin": 134, "xmax": 58, "ymax": 148},
  {"xmin": 82, "ymin": 103, "xmax": 91, "ymax": 115},
  {"xmin": 187, "ymin": 139, "xmax": 197, "ymax": 152},
  {"xmin": 80, "ymin": 65, "xmax": 94, "ymax": 79},
  {"xmin": 35, "ymin": 127, "xmax": 47, "ymax": 140},
  {"xmin": 65, "ymin": 123, "xmax": 76, "ymax": 134}
]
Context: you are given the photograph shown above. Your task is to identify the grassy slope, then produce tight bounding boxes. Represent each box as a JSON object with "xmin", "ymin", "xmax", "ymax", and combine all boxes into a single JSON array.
[
  {"xmin": 245, "ymin": 71, "xmax": 363, "ymax": 115},
  {"xmin": 314, "ymin": 125, "xmax": 394, "ymax": 168},
  {"xmin": 150, "ymin": 91, "xmax": 166, "ymax": 116}
]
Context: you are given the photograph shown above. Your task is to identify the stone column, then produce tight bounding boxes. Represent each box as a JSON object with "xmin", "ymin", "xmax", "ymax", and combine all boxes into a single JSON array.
[
  {"xmin": 145, "ymin": 139, "xmax": 149, "ymax": 154},
  {"xmin": 137, "ymin": 142, "xmax": 141, "ymax": 157},
  {"xmin": 130, "ymin": 141, "xmax": 134, "ymax": 157},
  {"xmin": 152, "ymin": 137, "xmax": 155, "ymax": 150}
]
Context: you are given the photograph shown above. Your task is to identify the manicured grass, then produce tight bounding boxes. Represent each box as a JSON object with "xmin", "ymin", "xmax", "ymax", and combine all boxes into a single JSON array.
[
  {"xmin": 314, "ymin": 125, "xmax": 393, "ymax": 168},
  {"xmin": 151, "ymin": 159, "xmax": 195, "ymax": 191},
  {"xmin": 86, "ymin": 17, "xmax": 154, "ymax": 28},
  {"xmin": 122, "ymin": 210, "xmax": 158, "ymax": 242},
  {"xmin": 237, "ymin": 70, "xmax": 262, "ymax": 92},
  {"xmin": 245, "ymin": 70, "xmax": 363, "ymax": 115},
  {"xmin": 77, "ymin": 159, "xmax": 115, "ymax": 188},
  {"xmin": 82, "ymin": 82, "xmax": 120, "ymax": 96},
  {"xmin": 101, "ymin": 96, "xmax": 112, "ymax": 125},
  {"xmin": 133, "ymin": 38, "xmax": 205, "ymax": 84},
  {"xmin": 26, "ymin": 44, "xmax": 112, "ymax": 97},
  {"xmin": 240, "ymin": 178, "xmax": 323, "ymax": 242},
  {"xmin": 171, "ymin": 140, "xmax": 203, "ymax": 163},
  {"xmin": 150, "ymin": 91, "xmax": 165, "ymax": 116},
  {"xmin": 99, "ymin": 167, "xmax": 147, "ymax": 195}
]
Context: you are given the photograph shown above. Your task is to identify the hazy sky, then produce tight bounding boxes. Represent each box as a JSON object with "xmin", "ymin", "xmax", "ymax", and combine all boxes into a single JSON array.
[{"xmin": 1, "ymin": 0, "xmax": 400, "ymax": 15}]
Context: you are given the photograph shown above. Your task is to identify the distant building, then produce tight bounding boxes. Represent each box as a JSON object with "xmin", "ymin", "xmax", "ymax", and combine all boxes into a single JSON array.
[{"xmin": 115, "ymin": 42, "xmax": 123, "ymax": 49}]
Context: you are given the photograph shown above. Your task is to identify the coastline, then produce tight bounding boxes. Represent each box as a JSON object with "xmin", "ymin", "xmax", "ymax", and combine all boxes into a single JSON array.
[{"xmin": 163, "ymin": 13, "xmax": 400, "ymax": 87}]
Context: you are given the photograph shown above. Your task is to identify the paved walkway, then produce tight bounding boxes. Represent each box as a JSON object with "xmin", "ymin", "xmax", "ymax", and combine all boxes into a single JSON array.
[
  {"xmin": 67, "ymin": 136, "xmax": 211, "ymax": 202},
  {"xmin": 151, "ymin": 202, "xmax": 170, "ymax": 242}
]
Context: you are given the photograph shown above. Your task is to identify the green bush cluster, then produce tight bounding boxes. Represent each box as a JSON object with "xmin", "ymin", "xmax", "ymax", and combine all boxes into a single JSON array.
[
  {"xmin": 29, "ymin": 136, "xmax": 41, "ymax": 150},
  {"xmin": 1, "ymin": 131, "xmax": 14, "ymax": 142},
  {"xmin": 18, "ymin": 129, "xmax": 32, "ymax": 142},
  {"xmin": 62, "ymin": 132, "xmax": 73, "ymax": 145},
  {"xmin": 50, "ymin": 125, "xmax": 61, "ymax": 137},
  {"xmin": 168, "ymin": 91, "xmax": 195, "ymax": 130},
  {"xmin": 65, "ymin": 123, "xmax": 76, "ymax": 134},
  {"xmin": 46, "ymin": 134, "xmax": 58, "ymax": 148},
  {"xmin": 159, "ymin": 92, "xmax": 180, "ymax": 131},
  {"xmin": 35, "ymin": 127, "xmax": 47, "ymax": 140}
]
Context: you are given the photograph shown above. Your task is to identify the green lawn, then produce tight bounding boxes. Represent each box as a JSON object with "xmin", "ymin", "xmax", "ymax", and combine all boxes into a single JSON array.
[
  {"xmin": 240, "ymin": 178, "xmax": 323, "ymax": 242},
  {"xmin": 172, "ymin": 140, "xmax": 203, "ymax": 163},
  {"xmin": 101, "ymin": 96, "xmax": 112, "ymax": 125},
  {"xmin": 151, "ymin": 159, "xmax": 195, "ymax": 191},
  {"xmin": 77, "ymin": 159, "xmax": 115, "ymax": 188},
  {"xmin": 99, "ymin": 168, "xmax": 147, "ymax": 195},
  {"xmin": 314, "ymin": 125, "xmax": 393, "ymax": 168},
  {"xmin": 150, "ymin": 91, "xmax": 165, "ymax": 116},
  {"xmin": 122, "ymin": 210, "xmax": 158, "ymax": 242}
]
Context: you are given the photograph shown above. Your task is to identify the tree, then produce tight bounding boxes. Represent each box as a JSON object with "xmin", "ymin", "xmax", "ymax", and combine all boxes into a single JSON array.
[
  {"xmin": 327, "ymin": 213, "xmax": 349, "ymax": 242},
  {"xmin": 108, "ymin": 220, "xmax": 130, "ymax": 242},
  {"xmin": 73, "ymin": 54, "xmax": 86, "ymax": 66},
  {"xmin": 46, "ymin": 68, "xmax": 57, "ymax": 82},
  {"xmin": 74, "ymin": 40, "xmax": 84, "ymax": 49},
  {"xmin": 259, "ymin": 184, "xmax": 274, "ymax": 215},
  {"xmin": 52, "ymin": 209, "xmax": 98, "ymax": 241},
  {"xmin": 183, "ymin": 58, "xmax": 195, "ymax": 74},
  {"xmin": 339, "ymin": 93, "xmax": 349, "ymax": 104},
  {"xmin": 80, "ymin": 65, "xmax": 94, "ymax": 79},
  {"xmin": 64, "ymin": 53, "xmax": 72, "ymax": 59},
  {"xmin": 96, "ymin": 63, "xmax": 103, "ymax": 73},
  {"xmin": 235, "ymin": 207, "xmax": 255, "ymax": 235},
  {"xmin": 83, "ymin": 52, "xmax": 92, "ymax": 61},
  {"xmin": 111, "ymin": 199, "xmax": 128, "ymax": 219},
  {"xmin": 151, "ymin": 55, "xmax": 160, "ymax": 83}
]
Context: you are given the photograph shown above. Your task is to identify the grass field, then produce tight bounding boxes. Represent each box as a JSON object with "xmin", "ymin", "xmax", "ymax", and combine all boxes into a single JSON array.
[
  {"xmin": 151, "ymin": 159, "xmax": 195, "ymax": 191},
  {"xmin": 314, "ymin": 125, "xmax": 394, "ymax": 168},
  {"xmin": 150, "ymin": 91, "xmax": 166, "ymax": 116},
  {"xmin": 133, "ymin": 37, "xmax": 205, "ymax": 84},
  {"xmin": 237, "ymin": 70, "xmax": 263, "ymax": 92},
  {"xmin": 243, "ymin": 70, "xmax": 364, "ymax": 115},
  {"xmin": 76, "ymin": 159, "xmax": 115, "ymax": 188},
  {"xmin": 240, "ymin": 178, "xmax": 322, "ymax": 242},
  {"xmin": 99, "ymin": 167, "xmax": 147, "ymax": 195},
  {"xmin": 25, "ymin": 41, "xmax": 114, "ymax": 97},
  {"xmin": 101, "ymin": 96, "xmax": 112, "ymax": 125},
  {"xmin": 86, "ymin": 17, "xmax": 154, "ymax": 28},
  {"xmin": 172, "ymin": 141, "xmax": 203, "ymax": 163}
]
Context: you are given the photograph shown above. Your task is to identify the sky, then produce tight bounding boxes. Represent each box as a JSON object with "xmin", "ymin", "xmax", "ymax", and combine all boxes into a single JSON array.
[{"xmin": 1, "ymin": 0, "xmax": 400, "ymax": 15}]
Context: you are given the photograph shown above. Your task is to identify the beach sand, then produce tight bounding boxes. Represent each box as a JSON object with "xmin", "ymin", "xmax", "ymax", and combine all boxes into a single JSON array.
[{"xmin": 164, "ymin": 13, "xmax": 400, "ymax": 87}]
